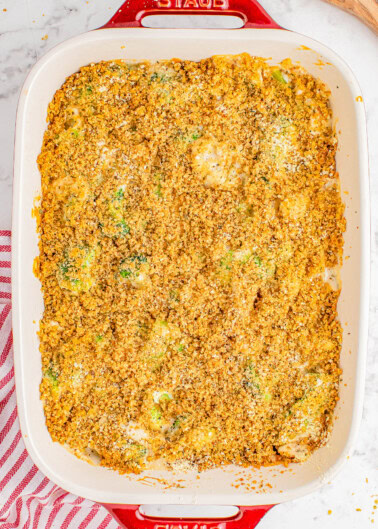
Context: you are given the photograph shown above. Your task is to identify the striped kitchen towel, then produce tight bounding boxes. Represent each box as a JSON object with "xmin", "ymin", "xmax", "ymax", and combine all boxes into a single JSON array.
[{"xmin": 0, "ymin": 231, "xmax": 119, "ymax": 529}]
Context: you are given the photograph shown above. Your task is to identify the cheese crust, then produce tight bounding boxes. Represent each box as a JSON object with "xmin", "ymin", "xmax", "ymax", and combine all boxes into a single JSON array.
[{"xmin": 36, "ymin": 54, "xmax": 345, "ymax": 473}]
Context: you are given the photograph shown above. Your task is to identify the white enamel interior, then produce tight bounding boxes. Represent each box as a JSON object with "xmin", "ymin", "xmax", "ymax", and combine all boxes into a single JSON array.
[{"xmin": 12, "ymin": 28, "xmax": 369, "ymax": 507}]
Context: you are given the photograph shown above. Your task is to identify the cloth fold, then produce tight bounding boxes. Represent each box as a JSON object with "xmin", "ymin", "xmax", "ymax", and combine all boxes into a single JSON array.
[{"xmin": 0, "ymin": 232, "xmax": 118, "ymax": 529}]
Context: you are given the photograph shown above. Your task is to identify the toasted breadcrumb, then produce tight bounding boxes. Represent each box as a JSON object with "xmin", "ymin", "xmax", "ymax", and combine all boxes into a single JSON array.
[{"xmin": 37, "ymin": 54, "xmax": 345, "ymax": 474}]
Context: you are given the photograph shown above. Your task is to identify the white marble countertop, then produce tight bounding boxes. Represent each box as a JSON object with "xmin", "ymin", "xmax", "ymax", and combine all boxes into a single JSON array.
[{"xmin": 0, "ymin": 0, "xmax": 377, "ymax": 527}]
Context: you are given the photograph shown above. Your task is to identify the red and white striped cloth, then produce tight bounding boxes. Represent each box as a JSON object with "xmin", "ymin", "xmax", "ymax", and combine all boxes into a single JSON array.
[{"xmin": 0, "ymin": 231, "xmax": 120, "ymax": 529}]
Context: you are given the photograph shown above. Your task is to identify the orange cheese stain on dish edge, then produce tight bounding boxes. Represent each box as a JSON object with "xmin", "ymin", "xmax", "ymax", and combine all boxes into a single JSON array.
[
  {"xmin": 137, "ymin": 475, "xmax": 186, "ymax": 490},
  {"xmin": 314, "ymin": 59, "xmax": 326, "ymax": 68},
  {"xmin": 31, "ymin": 196, "xmax": 41, "ymax": 222},
  {"xmin": 32, "ymin": 195, "xmax": 42, "ymax": 278}
]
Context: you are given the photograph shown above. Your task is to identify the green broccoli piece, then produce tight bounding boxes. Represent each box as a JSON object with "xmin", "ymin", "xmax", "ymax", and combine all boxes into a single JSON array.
[
  {"xmin": 45, "ymin": 367, "xmax": 59, "ymax": 388},
  {"xmin": 272, "ymin": 70, "xmax": 288, "ymax": 84},
  {"xmin": 116, "ymin": 219, "xmax": 130, "ymax": 235}
]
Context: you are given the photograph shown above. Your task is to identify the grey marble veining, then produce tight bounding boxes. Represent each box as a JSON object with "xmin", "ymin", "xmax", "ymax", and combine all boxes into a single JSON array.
[{"xmin": 0, "ymin": 0, "xmax": 377, "ymax": 527}]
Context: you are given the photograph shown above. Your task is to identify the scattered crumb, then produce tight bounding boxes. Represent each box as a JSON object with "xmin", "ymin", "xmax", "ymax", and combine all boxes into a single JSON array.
[
  {"xmin": 328, "ymin": 510, "xmax": 332, "ymax": 515},
  {"xmin": 3, "ymin": 8, "xmax": 7, "ymax": 11},
  {"xmin": 356, "ymin": 508, "xmax": 362, "ymax": 512},
  {"xmin": 41, "ymin": 34, "xmax": 48, "ymax": 41},
  {"xmin": 355, "ymin": 96, "xmax": 363, "ymax": 102},
  {"xmin": 121, "ymin": 45, "xmax": 126, "ymax": 49}
]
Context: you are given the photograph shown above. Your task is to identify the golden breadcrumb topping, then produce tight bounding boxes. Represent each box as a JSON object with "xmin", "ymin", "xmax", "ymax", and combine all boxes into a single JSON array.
[{"xmin": 36, "ymin": 54, "xmax": 345, "ymax": 473}]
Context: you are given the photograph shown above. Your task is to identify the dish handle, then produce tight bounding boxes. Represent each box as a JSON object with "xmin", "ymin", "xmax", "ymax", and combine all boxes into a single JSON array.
[
  {"xmin": 103, "ymin": 504, "xmax": 274, "ymax": 529},
  {"xmin": 101, "ymin": 0, "xmax": 281, "ymax": 29}
]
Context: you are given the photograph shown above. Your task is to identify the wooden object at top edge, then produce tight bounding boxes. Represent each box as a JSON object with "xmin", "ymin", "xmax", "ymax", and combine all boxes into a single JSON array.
[{"xmin": 322, "ymin": 0, "xmax": 378, "ymax": 33}]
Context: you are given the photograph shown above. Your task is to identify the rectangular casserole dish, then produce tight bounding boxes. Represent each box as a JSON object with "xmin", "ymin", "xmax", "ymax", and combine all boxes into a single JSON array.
[{"xmin": 12, "ymin": 1, "xmax": 369, "ymax": 527}]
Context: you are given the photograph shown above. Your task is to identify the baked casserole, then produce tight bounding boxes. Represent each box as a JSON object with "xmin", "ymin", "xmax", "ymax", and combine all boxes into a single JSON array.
[{"xmin": 36, "ymin": 53, "xmax": 345, "ymax": 473}]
